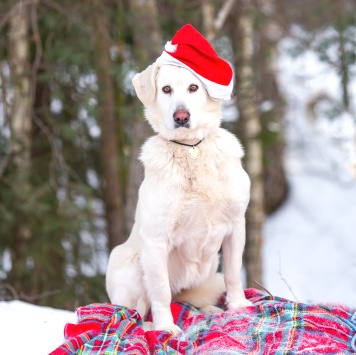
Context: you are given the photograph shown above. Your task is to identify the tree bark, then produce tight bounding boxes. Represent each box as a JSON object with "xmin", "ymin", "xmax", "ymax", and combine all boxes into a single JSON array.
[
  {"xmin": 9, "ymin": 2, "xmax": 32, "ymax": 166},
  {"xmin": 201, "ymin": 0, "xmax": 215, "ymax": 40},
  {"xmin": 92, "ymin": 1, "xmax": 124, "ymax": 250},
  {"xmin": 8, "ymin": 1, "xmax": 32, "ymax": 291},
  {"xmin": 125, "ymin": 0, "xmax": 162, "ymax": 233},
  {"xmin": 338, "ymin": 29, "xmax": 350, "ymax": 110},
  {"xmin": 256, "ymin": 0, "xmax": 288, "ymax": 215},
  {"xmin": 235, "ymin": 0, "xmax": 265, "ymax": 288}
]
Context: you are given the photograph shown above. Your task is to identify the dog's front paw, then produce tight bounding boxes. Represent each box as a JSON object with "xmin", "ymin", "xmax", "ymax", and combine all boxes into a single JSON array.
[
  {"xmin": 157, "ymin": 323, "xmax": 182, "ymax": 335},
  {"xmin": 227, "ymin": 299, "xmax": 253, "ymax": 310}
]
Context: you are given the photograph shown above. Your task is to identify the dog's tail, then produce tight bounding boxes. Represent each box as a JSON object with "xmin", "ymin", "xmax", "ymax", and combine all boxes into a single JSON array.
[{"xmin": 173, "ymin": 273, "xmax": 226, "ymax": 313}]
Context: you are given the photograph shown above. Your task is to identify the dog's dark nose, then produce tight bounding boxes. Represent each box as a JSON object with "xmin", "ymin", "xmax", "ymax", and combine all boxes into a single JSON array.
[{"xmin": 173, "ymin": 109, "xmax": 190, "ymax": 125}]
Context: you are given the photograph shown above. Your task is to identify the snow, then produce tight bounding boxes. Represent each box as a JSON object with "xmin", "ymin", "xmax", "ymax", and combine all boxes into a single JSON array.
[
  {"xmin": 1, "ymin": 27, "xmax": 356, "ymax": 354},
  {"xmin": 263, "ymin": 172, "xmax": 356, "ymax": 306},
  {"xmin": 0, "ymin": 300, "xmax": 76, "ymax": 354},
  {"xmin": 263, "ymin": 30, "xmax": 356, "ymax": 307}
]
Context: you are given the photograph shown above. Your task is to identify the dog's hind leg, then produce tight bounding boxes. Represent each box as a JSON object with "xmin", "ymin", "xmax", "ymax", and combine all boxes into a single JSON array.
[
  {"xmin": 173, "ymin": 272, "xmax": 226, "ymax": 314},
  {"xmin": 106, "ymin": 243, "xmax": 150, "ymax": 320}
]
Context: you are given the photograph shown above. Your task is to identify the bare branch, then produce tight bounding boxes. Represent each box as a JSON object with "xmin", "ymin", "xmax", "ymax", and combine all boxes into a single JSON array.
[
  {"xmin": 0, "ymin": 283, "xmax": 20, "ymax": 300},
  {"xmin": 201, "ymin": 0, "xmax": 236, "ymax": 41},
  {"xmin": 278, "ymin": 252, "xmax": 299, "ymax": 301},
  {"xmin": 42, "ymin": 0, "xmax": 67, "ymax": 15},
  {"xmin": 214, "ymin": 0, "xmax": 236, "ymax": 33},
  {"xmin": 1, "ymin": 285, "xmax": 60, "ymax": 302},
  {"xmin": 253, "ymin": 280, "xmax": 273, "ymax": 297},
  {"xmin": 32, "ymin": 113, "xmax": 83, "ymax": 190},
  {"xmin": 19, "ymin": 289, "xmax": 60, "ymax": 302},
  {"xmin": 0, "ymin": 0, "xmax": 34, "ymax": 32}
]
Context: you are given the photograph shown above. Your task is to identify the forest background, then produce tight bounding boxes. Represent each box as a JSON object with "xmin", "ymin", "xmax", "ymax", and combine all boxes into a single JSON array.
[{"xmin": 0, "ymin": 0, "xmax": 355, "ymax": 310}]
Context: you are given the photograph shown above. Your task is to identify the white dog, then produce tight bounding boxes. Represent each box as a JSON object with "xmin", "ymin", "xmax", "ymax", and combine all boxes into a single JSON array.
[{"xmin": 106, "ymin": 62, "xmax": 252, "ymax": 335}]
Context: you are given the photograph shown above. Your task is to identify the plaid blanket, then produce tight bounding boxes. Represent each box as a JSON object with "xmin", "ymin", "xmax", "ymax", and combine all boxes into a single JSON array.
[{"xmin": 50, "ymin": 288, "xmax": 356, "ymax": 354}]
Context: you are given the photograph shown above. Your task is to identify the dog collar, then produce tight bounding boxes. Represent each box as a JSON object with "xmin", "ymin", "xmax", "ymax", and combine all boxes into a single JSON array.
[{"xmin": 170, "ymin": 139, "xmax": 204, "ymax": 160}]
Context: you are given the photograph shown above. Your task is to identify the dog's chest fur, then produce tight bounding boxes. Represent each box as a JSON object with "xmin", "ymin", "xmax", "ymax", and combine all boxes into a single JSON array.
[{"xmin": 139, "ymin": 128, "xmax": 248, "ymax": 293}]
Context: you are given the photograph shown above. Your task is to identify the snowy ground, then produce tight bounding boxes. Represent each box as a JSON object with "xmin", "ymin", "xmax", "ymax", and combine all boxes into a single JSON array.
[
  {"xmin": 263, "ymin": 29, "xmax": 356, "ymax": 307},
  {"xmin": 1, "ymin": 28, "xmax": 355, "ymax": 354},
  {"xmin": 263, "ymin": 171, "xmax": 356, "ymax": 306},
  {"xmin": 0, "ymin": 300, "xmax": 76, "ymax": 354}
]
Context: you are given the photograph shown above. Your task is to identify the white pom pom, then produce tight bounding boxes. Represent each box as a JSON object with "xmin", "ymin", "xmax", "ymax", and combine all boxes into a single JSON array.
[{"xmin": 164, "ymin": 41, "xmax": 177, "ymax": 53}]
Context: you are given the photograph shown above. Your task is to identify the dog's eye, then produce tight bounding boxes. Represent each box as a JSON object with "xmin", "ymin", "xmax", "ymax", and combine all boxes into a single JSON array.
[
  {"xmin": 162, "ymin": 86, "xmax": 172, "ymax": 94},
  {"xmin": 189, "ymin": 84, "xmax": 199, "ymax": 93}
]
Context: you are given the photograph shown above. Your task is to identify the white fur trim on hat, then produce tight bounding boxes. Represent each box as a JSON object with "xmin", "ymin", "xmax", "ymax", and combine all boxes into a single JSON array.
[{"xmin": 164, "ymin": 41, "xmax": 178, "ymax": 53}]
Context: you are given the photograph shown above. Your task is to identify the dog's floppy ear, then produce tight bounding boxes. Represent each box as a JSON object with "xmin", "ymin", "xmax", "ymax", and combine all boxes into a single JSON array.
[{"xmin": 132, "ymin": 63, "xmax": 160, "ymax": 105}]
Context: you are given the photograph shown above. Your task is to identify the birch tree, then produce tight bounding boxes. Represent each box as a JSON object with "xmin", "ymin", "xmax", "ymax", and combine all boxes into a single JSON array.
[
  {"xmin": 200, "ymin": 0, "xmax": 266, "ymax": 286},
  {"xmin": 8, "ymin": 1, "xmax": 32, "ymax": 290},
  {"xmin": 234, "ymin": 0, "xmax": 265, "ymax": 287},
  {"xmin": 9, "ymin": 2, "xmax": 31, "ymax": 167}
]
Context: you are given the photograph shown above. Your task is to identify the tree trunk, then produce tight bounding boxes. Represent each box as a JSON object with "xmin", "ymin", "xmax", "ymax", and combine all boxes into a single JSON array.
[
  {"xmin": 8, "ymin": 2, "xmax": 32, "ymax": 291},
  {"xmin": 201, "ymin": 0, "xmax": 215, "ymax": 40},
  {"xmin": 338, "ymin": 29, "xmax": 350, "ymax": 110},
  {"xmin": 9, "ymin": 3, "xmax": 32, "ymax": 166},
  {"xmin": 256, "ymin": 0, "xmax": 288, "ymax": 215},
  {"xmin": 125, "ymin": 0, "xmax": 162, "ymax": 233},
  {"xmin": 129, "ymin": 0, "xmax": 162, "ymax": 64},
  {"xmin": 235, "ymin": 0, "xmax": 265, "ymax": 288},
  {"xmin": 31, "ymin": 64, "xmax": 67, "ymax": 300},
  {"xmin": 92, "ymin": 1, "xmax": 124, "ymax": 250}
]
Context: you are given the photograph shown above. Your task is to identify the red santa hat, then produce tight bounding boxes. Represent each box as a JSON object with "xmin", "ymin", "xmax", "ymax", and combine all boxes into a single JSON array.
[{"xmin": 156, "ymin": 24, "xmax": 233, "ymax": 100}]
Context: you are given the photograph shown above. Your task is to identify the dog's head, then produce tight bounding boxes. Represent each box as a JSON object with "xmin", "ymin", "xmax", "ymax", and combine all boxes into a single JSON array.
[{"xmin": 132, "ymin": 64, "xmax": 221, "ymax": 141}]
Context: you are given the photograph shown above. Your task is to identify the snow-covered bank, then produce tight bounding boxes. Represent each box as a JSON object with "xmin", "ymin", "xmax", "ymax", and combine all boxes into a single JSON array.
[
  {"xmin": 0, "ymin": 300, "xmax": 76, "ymax": 354},
  {"xmin": 263, "ymin": 28, "xmax": 356, "ymax": 307},
  {"xmin": 263, "ymin": 171, "xmax": 356, "ymax": 306}
]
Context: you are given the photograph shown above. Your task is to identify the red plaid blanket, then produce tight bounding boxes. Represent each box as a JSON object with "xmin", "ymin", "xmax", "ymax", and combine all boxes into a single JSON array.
[{"xmin": 50, "ymin": 289, "xmax": 356, "ymax": 354}]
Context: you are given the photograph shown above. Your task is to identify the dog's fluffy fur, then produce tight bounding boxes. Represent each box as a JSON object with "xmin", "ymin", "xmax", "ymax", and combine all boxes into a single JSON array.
[{"xmin": 106, "ymin": 64, "xmax": 252, "ymax": 334}]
